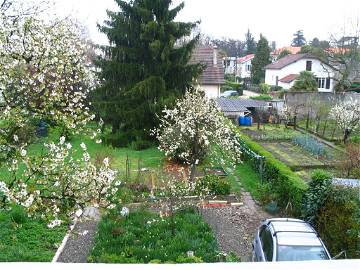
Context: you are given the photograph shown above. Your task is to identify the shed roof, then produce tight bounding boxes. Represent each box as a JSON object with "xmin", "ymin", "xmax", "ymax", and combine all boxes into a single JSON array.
[
  {"xmin": 190, "ymin": 46, "xmax": 225, "ymax": 85},
  {"xmin": 216, "ymin": 98, "xmax": 268, "ymax": 113},
  {"xmin": 238, "ymin": 54, "xmax": 255, "ymax": 63},
  {"xmin": 279, "ymin": 74, "xmax": 299, "ymax": 83}
]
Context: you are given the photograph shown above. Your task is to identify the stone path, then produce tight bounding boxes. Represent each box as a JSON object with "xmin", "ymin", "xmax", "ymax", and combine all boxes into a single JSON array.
[
  {"xmin": 56, "ymin": 207, "xmax": 101, "ymax": 263},
  {"xmin": 200, "ymin": 188, "xmax": 272, "ymax": 262}
]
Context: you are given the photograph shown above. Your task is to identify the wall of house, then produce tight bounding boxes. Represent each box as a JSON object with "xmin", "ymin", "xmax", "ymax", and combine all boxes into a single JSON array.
[
  {"xmin": 239, "ymin": 59, "xmax": 252, "ymax": 78},
  {"xmin": 265, "ymin": 58, "xmax": 336, "ymax": 92},
  {"xmin": 201, "ymin": 85, "xmax": 220, "ymax": 99}
]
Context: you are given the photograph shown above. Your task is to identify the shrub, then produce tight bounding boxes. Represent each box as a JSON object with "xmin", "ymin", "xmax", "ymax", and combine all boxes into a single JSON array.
[
  {"xmin": 9, "ymin": 205, "xmax": 28, "ymax": 224},
  {"xmin": 316, "ymin": 186, "xmax": 360, "ymax": 258},
  {"xmin": 129, "ymin": 139, "xmax": 153, "ymax": 151},
  {"xmin": 250, "ymin": 95, "xmax": 272, "ymax": 101},
  {"xmin": 292, "ymin": 135, "xmax": 327, "ymax": 157},
  {"xmin": 236, "ymin": 133, "xmax": 307, "ymax": 215},
  {"xmin": 195, "ymin": 175, "xmax": 231, "ymax": 196},
  {"xmin": 270, "ymin": 85, "xmax": 283, "ymax": 92},
  {"xmin": 259, "ymin": 83, "xmax": 271, "ymax": 94},
  {"xmin": 301, "ymin": 170, "xmax": 332, "ymax": 224}
]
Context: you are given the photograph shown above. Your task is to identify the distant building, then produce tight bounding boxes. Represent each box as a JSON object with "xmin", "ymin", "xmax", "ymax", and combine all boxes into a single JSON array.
[
  {"xmin": 190, "ymin": 46, "xmax": 225, "ymax": 99},
  {"xmin": 265, "ymin": 53, "xmax": 336, "ymax": 92},
  {"xmin": 271, "ymin": 46, "xmax": 302, "ymax": 61},
  {"xmin": 237, "ymin": 54, "xmax": 255, "ymax": 79},
  {"xmin": 223, "ymin": 57, "xmax": 238, "ymax": 75}
]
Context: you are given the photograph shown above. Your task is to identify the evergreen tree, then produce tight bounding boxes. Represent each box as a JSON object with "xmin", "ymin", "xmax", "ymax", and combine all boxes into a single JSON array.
[
  {"xmin": 245, "ymin": 29, "xmax": 257, "ymax": 55},
  {"xmin": 278, "ymin": 49, "xmax": 291, "ymax": 59},
  {"xmin": 292, "ymin": 30, "xmax": 306, "ymax": 46},
  {"xmin": 92, "ymin": 0, "xmax": 202, "ymax": 146},
  {"xmin": 251, "ymin": 34, "xmax": 271, "ymax": 84}
]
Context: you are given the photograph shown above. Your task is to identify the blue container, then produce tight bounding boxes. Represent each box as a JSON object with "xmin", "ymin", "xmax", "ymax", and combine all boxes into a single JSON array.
[
  {"xmin": 239, "ymin": 116, "xmax": 245, "ymax": 126},
  {"xmin": 244, "ymin": 116, "xmax": 252, "ymax": 126}
]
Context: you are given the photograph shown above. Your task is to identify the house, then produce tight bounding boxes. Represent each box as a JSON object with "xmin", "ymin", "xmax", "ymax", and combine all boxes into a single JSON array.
[
  {"xmin": 216, "ymin": 98, "xmax": 268, "ymax": 123},
  {"xmin": 265, "ymin": 53, "xmax": 336, "ymax": 92},
  {"xmin": 223, "ymin": 56, "xmax": 238, "ymax": 75},
  {"xmin": 237, "ymin": 54, "xmax": 255, "ymax": 79},
  {"xmin": 190, "ymin": 46, "xmax": 225, "ymax": 99},
  {"xmin": 271, "ymin": 46, "xmax": 301, "ymax": 61}
]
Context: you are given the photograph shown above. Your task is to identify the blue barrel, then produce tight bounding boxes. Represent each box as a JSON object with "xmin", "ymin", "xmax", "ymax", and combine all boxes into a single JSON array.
[
  {"xmin": 244, "ymin": 116, "xmax": 252, "ymax": 126},
  {"xmin": 239, "ymin": 116, "xmax": 245, "ymax": 126}
]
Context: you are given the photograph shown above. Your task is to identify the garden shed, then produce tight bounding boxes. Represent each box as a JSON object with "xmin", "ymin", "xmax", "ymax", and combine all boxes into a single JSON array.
[{"xmin": 216, "ymin": 98, "xmax": 269, "ymax": 124}]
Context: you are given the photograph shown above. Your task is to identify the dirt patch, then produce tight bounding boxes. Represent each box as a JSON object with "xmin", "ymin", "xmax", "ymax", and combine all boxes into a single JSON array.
[{"xmin": 200, "ymin": 188, "xmax": 272, "ymax": 262}]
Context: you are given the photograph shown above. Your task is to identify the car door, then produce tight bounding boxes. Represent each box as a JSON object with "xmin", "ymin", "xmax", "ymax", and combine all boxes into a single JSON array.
[
  {"xmin": 254, "ymin": 225, "xmax": 267, "ymax": 261},
  {"xmin": 258, "ymin": 225, "xmax": 274, "ymax": 261}
]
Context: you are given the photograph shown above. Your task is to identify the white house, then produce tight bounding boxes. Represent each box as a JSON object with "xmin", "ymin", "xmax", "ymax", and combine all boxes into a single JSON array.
[
  {"xmin": 237, "ymin": 54, "xmax": 255, "ymax": 79},
  {"xmin": 190, "ymin": 46, "xmax": 225, "ymax": 98},
  {"xmin": 265, "ymin": 53, "xmax": 336, "ymax": 92},
  {"xmin": 223, "ymin": 57, "xmax": 238, "ymax": 75}
]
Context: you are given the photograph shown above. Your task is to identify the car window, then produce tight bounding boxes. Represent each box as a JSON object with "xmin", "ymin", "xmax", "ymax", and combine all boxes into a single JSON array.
[
  {"xmin": 277, "ymin": 245, "xmax": 330, "ymax": 261},
  {"xmin": 260, "ymin": 226, "xmax": 273, "ymax": 261}
]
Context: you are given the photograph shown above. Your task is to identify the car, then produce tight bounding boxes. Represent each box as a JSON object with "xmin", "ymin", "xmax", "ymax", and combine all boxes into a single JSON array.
[
  {"xmin": 220, "ymin": 90, "xmax": 238, "ymax": 98},
  {"xmin": 252, "ymin": 218, "xmax": 331, "ymax": 262}
]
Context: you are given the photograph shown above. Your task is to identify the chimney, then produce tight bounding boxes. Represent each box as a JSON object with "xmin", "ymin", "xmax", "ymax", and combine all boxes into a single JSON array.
[{"xmin": 213, "ymin": 45, "xmax": 218, "ymax": 66}]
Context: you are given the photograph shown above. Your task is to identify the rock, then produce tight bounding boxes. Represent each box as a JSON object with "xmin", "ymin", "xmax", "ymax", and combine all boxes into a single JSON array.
[{"xmin": 82, "ymin": 207, "xmax": 101, "ymax": 221}]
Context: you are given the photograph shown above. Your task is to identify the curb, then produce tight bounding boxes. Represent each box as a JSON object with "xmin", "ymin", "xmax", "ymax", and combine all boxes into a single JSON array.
[{"xmin": 51, "ymin": 219, "xmax": 78, "ymax": 263}]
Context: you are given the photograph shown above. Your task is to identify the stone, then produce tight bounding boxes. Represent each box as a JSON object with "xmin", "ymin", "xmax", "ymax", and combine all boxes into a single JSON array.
[{"xmin": 82, "ymin": 206, "xmax": 101, "ymax": 221}]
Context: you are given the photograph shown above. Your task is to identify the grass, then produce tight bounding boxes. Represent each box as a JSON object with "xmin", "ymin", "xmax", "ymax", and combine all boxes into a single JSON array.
[
  {"xmin": 233, "ymin": 162, "xmax": 262, "ymax": 200},
  {"xmin": 240, "ymin": 124, "xmax": 303, "ymax": 141},
  {"xmin": 0, "ymin": 208, "xmax": 67, "ymax": 262},
  {"xmin": 88, "ymin": 208, "xmax": 219, "ymax": 263}
]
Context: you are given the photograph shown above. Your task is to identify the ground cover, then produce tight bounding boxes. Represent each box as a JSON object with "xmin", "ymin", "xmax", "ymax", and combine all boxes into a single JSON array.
[
  {"xmin": 88, "ymin": 208, "xmax": 220, "ymax": 263},
  {"xmin": 0, "ymin": 207, "xmax": 67, "ymax": 262},
  {"xmin": 239, "ymin": 125, "xmax": 302, "ymax": 141}
]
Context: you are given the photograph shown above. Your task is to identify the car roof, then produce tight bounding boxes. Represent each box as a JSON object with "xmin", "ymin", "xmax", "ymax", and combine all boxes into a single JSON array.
[{"xmin": 266, "ymin": 219, "xmax": 323, "ymax": 246}]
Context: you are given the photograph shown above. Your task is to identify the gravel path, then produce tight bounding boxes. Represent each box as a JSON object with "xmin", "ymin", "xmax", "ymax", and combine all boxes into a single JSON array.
[{"xmin": 200, "ymin": 188, "xmax": 272, "ymax": 262}]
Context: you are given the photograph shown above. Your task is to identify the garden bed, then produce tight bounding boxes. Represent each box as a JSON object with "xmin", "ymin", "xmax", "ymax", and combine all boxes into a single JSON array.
[
  {"xmin": 240, "ymin": 125, "xmax": 303, "ymax": 141},
  {"xmin": 88, "ymin": 208, "xmax": 220, "ymax": 263}
]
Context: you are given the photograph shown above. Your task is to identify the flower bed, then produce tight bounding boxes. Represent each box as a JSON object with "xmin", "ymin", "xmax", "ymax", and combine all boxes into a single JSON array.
[{"xmin": 88, "ymin": 208, "xmax": 220, "ymax": 263}]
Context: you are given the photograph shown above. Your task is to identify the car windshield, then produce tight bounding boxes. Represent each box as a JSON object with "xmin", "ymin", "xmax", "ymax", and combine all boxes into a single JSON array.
[{"xmin": 277, "ymin": 245, "xmax": 329, "ymax": 261}]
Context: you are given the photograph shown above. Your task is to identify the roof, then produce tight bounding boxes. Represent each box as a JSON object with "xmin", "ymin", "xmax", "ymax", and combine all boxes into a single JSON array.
[
  {"xmin": 279, "ymin": 74, "xmax": 299, "ymax": 83},
  {"xmin": 268, "ymin": 219, "xmax": 321, "ymax": 246},
  {"xmin": 265, "ymin": 53, "xmax": 319, "ymax": 70},
  {"xmin": 238, "ymin": 54, "xmax": 255, "ymax": 63},
  {"xmin": 272, "ymin": 46, "xmax": 302, "ymax": 56},
  {"xmin": 216, "ymin": 98, "xmax": 268, "ymax": 113},
  {"xmin": 190, "ymin": 46, "xmax": 225, "ymax": 85}
]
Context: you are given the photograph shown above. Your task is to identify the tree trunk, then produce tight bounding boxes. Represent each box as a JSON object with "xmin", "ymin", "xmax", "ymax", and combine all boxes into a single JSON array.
[
  {"xmin": 322, "ymin": 120, "xmax": 328, "ymax": 137},
  {"xmin": 306, "ymin": 112, "xmax": 310, "ymax": 130},
  {"xmin": 343, "ymin": 129, "xmax": 351, "ymax": 144},
  {"xmin": 293, "ymin": 115, "xmax": 297, "ymax": 130}
]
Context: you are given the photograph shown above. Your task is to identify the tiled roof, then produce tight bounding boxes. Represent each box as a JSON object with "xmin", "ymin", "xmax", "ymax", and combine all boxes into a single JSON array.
[
  {"xmin": 216, "ymin": 98, "xmax": 268, "ymax": 113},
  {"xmin": 190, "ymin": 46, "xmax": 225, "ymax": 85},
  {"xmin": 238, "ymin": 54, "xmax": 255, "ymax": 63},
  {"xmin": 272, "ymin": 46, "xmax": 302, "ymax": 55},
  {"xmin": 265, "ymin": 53, "xmax": 318, "ymax": 70},
  {"xmin": 279, "ymin": 74, "xmax": 299, "ymax": 83}
]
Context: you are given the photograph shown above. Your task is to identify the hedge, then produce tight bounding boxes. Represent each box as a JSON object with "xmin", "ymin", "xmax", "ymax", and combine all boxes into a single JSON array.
[{"xmin": 237, "ymin": 132, "xmax": 308, "ymax": 216}]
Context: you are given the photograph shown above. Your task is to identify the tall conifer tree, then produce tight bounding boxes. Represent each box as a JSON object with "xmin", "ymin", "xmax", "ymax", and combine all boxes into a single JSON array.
[
  {"xmin": 251, "ymin": 34, "xmax": 271, "ymax": 84},
  {"xmin": 92, "ymin": 0, "xmax": 201, "ymax": 145}
]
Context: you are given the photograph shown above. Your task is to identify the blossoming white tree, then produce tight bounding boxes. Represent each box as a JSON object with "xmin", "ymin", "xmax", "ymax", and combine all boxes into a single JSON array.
[
  {"xmin": 0, "ymin": 2, "xmax": 118, "ymax": 226},
  {"xmin": 329, "ymin": 97, "xmax": 360, "ymax": 143},
  {"xmin": 153, "ymin": 90, "xmax": 242, "ymax": 181}
]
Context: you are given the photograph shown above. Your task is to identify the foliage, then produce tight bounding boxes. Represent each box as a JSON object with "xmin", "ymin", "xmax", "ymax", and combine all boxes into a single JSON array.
[
  {"xmin": 245, "ymin": 29, "xmax": 257, "ymax": 55},
  {"xmin": 251, "ymin": 34, "xmax": 271, "ymax": 84},
  {"xmin": 194, "ymin": 175, "xmax": 231, "ymax": 196},
  {"xmin": 301, "ymin": 170, "xmax": 332, "ymax": 224},
  {"xmin": 250, "ymin": 95, "xmax": 272, "ymax": 101},
  {"xmin": 329, "ymin": 97, "xmax": 360, "ymax": 143},
  {"xmin": 277, "ymin": 49, "xmax": 291, "ymax": 60},
  {"xmin": 316, "ymin": 186, "xmax": 360, "ymax": 258},
  {"xmin": 291, "ymin": 71, "xmax": 318, "ymax": 91},
  {"xmin": 292, "ymin": 135, "xmax": 328, "ymax": 157},
  {"xmin": 92, "ymin": 0, "xmax": 202, "ymax": 145},
  {"xmin": 236, "ymin": 132, "xmax": 308, "ymax": 215},
  {"xmin": 291, "ymin": 30, "xmax": 306, "ymax": 46},
  {"xmin": 153, "ymin": 90, "xmax": 242, "ymax": 181},
  {"xmin": 0, "ymin": 208, "xmax": 67, "ymax": 262},
  {"xmin": 259, "ymin": 83, "xmax": 270, "ymax": 94},
  {"xmin": 339, "ymin": 143, "xmax": 360, "ymax": 178},
  {"xmin": 88, "ymin": 208, "xmax": 220, "ymax": 263}
]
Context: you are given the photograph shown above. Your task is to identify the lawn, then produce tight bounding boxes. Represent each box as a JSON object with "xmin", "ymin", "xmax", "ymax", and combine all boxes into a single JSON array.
[
  {"xmin": 232, "ymin": 162, "xmax": 262, "ymax": 200},
  {"xmin": 0, "ymin": 207, "xmax": 67, "ymax": 262},
  {"xmin": 88, "ymin": 208, "xmax": 220, "ymax": 263}
]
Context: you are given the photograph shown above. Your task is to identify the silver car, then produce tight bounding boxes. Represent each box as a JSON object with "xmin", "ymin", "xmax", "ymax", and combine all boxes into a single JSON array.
[{"xmin": 252, "ymin": 218, "xmax": 331, "ymax": 261}]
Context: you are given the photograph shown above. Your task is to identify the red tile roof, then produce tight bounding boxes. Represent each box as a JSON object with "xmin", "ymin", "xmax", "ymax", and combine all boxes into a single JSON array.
[
  {"xmin": 189, "ymin": 46, "xmax": 225, "ymax": 85},
  {"xmin": 237, "ymin": 54, "xmax": 255, "ymax": 63},
  {"xmin": 272, "ymin": 46, "xmax": 302, "ymax": 55},
  {"xmin": 279, "ymin": 74, "xmax": 299, "ymax": 83}
]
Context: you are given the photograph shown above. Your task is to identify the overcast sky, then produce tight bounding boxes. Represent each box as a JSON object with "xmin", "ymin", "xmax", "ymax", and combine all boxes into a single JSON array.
[{"xmin": 51, "ymin": 0, "xmax": 360, "ymax": 47}]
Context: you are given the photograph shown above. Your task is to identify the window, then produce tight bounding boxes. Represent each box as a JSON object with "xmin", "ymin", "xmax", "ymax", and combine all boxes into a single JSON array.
[
  {"xmin": 325, "ymin": 77, "xmax": 330, "ymax": 89},
  {"xmin": 276, "ymin": 76, "xmax": 279, "ymax": 86},
  {"xmin": 246, "ymin": 64, "xmax": 251, "ymax": 72},
  {"xmin": 306, "ymin": 60, "xmax": 312, "ymax": 71},
  {"xmin": 260, "ymin": 226, "xmax": 273, "ymax": 261},
  {"xmin": 316, "ymin": 77, "xmax": 330, "ymax": 89}
]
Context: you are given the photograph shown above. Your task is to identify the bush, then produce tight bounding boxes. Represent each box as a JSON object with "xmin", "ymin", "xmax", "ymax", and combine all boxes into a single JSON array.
[
  {"xmin": 292, "ymin": 135, "xmax": 327, "ymax": 157},
  {"xmin": 316, "ymin": 186, "xmax": 360, "ymax": 258},
  {"xmin": 194, "ymin": 175, "xmax": 231, "ymax": 196},
  {"xmin": 9, "ymin": 205, "xmax": 28, "ymax": 224},
  {"xmin": 301, "ymin": 170, "xmax": 332, "ymax": 224},
  {"xmin": 250, "ymin": 95, "xmax": 272, "ymax": 101},
  {"xmin": 237, "ymin": 133, "xmax": 307, "ymax": 215},
  {"xmin": 259, "ymin": 83, "xmax": 270, "ymax": 94},
  {"xmin": 270, "ymin": 85, "xmax": 283, "ymax": 92}
]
